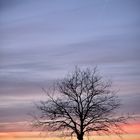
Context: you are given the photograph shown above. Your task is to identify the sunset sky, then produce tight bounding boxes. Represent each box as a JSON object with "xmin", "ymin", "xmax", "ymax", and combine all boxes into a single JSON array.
[{"xmin": 0, "ymin": 0, "xmax": 140, "ymax": 140}]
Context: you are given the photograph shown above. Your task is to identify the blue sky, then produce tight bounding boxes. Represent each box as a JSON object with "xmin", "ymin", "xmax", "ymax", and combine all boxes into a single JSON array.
[{"xmin": 0, "ymin": 0, "xmax": 140, "ymax": 132}]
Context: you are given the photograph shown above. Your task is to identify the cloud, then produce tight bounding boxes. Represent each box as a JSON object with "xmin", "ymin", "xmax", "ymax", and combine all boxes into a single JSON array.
[{"xmin": 0, "ymin": 0, "xmax": 140, "ymax": 130}]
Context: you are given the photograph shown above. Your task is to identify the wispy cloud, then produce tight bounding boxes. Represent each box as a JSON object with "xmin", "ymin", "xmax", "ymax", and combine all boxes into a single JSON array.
[{"xmin": 0, "ymin": 0, "xmax": 140, "ymax": 132}]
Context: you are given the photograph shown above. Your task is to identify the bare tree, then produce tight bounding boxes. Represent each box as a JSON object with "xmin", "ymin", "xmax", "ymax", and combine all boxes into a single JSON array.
[{"xmin": 34, "ymin": 67, "xmax": 129, "ymax": 140}]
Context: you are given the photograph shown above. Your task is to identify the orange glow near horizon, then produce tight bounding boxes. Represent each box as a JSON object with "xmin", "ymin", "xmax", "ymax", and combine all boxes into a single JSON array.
[
  {"xmin": 0, "ymin": 123, "xmax": 140, "ymax": 140},
  {"xmin": 0, "ymin": 132, "xmax": 140, "ymax": 140},
  {"xmin": 122, "ymin": 123, "xmax": 140, "ymax": 134}
]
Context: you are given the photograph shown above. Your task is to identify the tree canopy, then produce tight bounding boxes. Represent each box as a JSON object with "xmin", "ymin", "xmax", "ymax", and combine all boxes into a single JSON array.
[{"xmin": 34, "ymin": 67, "xmax": 129, "ymax": 140}]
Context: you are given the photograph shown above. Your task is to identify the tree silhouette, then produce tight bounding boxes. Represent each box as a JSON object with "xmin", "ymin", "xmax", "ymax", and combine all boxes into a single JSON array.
[{"xmin": 34, "ymin": 67, "xmax": 129, "ymax": 140}]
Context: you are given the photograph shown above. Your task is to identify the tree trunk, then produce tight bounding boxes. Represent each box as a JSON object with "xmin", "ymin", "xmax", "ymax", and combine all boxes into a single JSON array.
[{"xmin": 77, "ymin": 133, "xmax": 84, "ymax": 140}]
